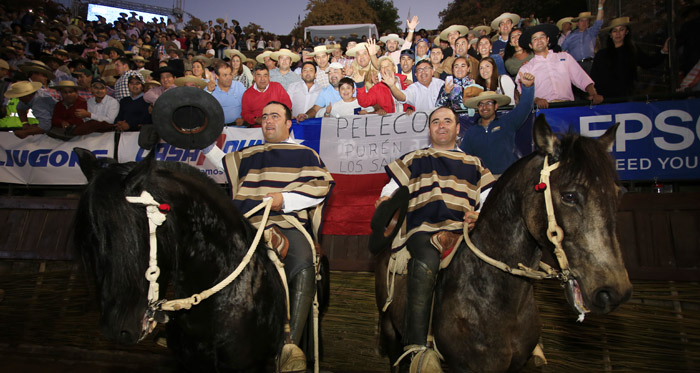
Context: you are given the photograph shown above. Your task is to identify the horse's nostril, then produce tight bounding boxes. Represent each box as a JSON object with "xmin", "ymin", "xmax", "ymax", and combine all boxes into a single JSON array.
[
  {"xmin": 595, "ymin": 289, "xmax": 612, "ymax": 308},
  {"xmin": 119, "ymin": 330, "xmax": 134, "ymax": 344}
]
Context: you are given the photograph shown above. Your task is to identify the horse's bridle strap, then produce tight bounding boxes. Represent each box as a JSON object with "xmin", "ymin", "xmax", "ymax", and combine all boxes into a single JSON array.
[{"xmin": 463, "ymin": 156, "xmax": 571, "ymax": 282}]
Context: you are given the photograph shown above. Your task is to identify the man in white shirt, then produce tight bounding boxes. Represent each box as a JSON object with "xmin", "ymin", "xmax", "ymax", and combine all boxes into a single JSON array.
[
  {"xmin": 383, "ymin": 60, "xmax": 444, "ymax": 114},
  {"xmin": 287, "ymin": 61, "xmax": 322, "ymax": 121},
  {"xmin": 74, "ymin": 77, "xmax": 119, "ymax": 134}
]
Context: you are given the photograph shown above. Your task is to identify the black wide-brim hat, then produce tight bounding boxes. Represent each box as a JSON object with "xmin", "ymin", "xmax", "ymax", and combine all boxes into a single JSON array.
[
  {"xmin": 152, "ymin": 86, "xmax": 224, "ymax": 149},
  {"xmin": 151, "ymin": 59, "xmax": 185, "ymax": 81},
  {"xmin": 519, "ymin": 23, "xmax": 560, "ymax": 51},
  {"xmin": 368, "ymin": 186, "xmax": 409, "ymax": 255}
]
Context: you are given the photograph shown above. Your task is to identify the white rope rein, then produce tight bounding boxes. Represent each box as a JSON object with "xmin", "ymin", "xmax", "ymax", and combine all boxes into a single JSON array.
[{"xmin": 126, "ymin": 191, "xmax": 273, "ymax": 313}]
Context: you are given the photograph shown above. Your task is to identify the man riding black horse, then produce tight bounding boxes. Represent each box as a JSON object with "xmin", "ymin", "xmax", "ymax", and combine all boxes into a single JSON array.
[{"xmin": 375, "ymin": 106, "xmax": 496, "ymax": 370}]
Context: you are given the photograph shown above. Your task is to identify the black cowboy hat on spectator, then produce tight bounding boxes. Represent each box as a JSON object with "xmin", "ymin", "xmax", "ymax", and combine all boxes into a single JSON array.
[
  {"xmin": 99, "ymin": 46, "xmax": 124, "ymax": 57},
  {"xmin": 152, "ymin": 86, "xmax": 224, "ymax": 149},
  {"xmin": 340, "ymin": 37, "xmax": 362, "ymax": 50},
  {"xmin": 152, "ymin": 59, "xmax": 185, "ymax": 81},
  {"xmin": 368, "ymin": 186, "xmax": 409, "ymax": 254},
  {"xmin": 519, "ymin": 23, "xmax": 560, "ymax": 51}
]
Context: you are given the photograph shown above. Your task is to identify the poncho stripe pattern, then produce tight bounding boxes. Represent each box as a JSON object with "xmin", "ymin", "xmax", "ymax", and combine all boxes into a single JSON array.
[
  {"xmin": 224, "ymin": 142, "xmax": 334, "ymax": 237},
  {"xmin": 386, "ymin": 147, "xmax": 495, "ymax": 251}
]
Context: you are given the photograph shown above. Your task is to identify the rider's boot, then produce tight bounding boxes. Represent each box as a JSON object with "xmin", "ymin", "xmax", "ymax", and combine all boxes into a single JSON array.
[
  {"xmin": 280, "ymin": 266, "xmax": 315, "ymax": 372},
  {"xmin": 403, "ymin": 258, "xmax": 442, "ymax": 373}
]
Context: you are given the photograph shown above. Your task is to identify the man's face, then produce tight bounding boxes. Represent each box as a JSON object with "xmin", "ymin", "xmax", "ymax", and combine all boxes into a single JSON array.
[
  {"xmin": 455, "ymin": 37, "xmax": 468, "ymax": 56},
  {"xmin": 415, "ymin": 62, "xmax": 433, "ymax": 87},
  {"xmin": 114, "ymin": 60, "xmax": 128, "ymax": 75},
  {"xmin": 218, "ymin": 66, "xmax": 233, "ymax": 88},
  {"xmin": 60, "ymin": 88, "xmax": 78, "ymax": 105},
  {"xmin": 346, "ymin": 41, "xmax": 357, "ymax": 51},
  {"xmin": 386, "ymin": 39, "xmax": 399, "ymax": 52},
  {"xmin": 429, "ymin": 107, "xmax": 459, "ymax": 150},
  {"xmin": 301, "ymin": 64, "xmax": 316, "ymax": 83},
  {"xmin": 577, "ymin": 18, "xmax": 590, "ymax": 31},
  {"xmin": 429, "ymin": 48, "xmax": 443, "ymax": 65},
  {"xmin": 91, "ymin": 83, "xmax": 107, "ymax": 99},
  {"xmin": 529, "ymin": 31, "xmax": 549, "ymax": 54},
  {"xmin": 314, "ymin": 52, "xmax": 328, "ymax": 68},
  {"xmin": 160, "ymin": 72, "xmax": 175, "ymax": 88},
  {"xmin": 415, "ymin": 41, "xmax": 428, "ymax": 57},
  {"xmin": 400, "ymin": 55, "xmax": 414, "ymax": 74},
  {"xmin": 128, "ymin": 79, "xmax": 143, "ymax": 96},
  {"xmin": 561, "ymin": 22, "xmax": 572, "ymax": 33},
  {"xmin": 477, "ymin": 99, "xmax": 498, "ymax": 120},
  {"xmin": 254, "ymin": 69, "xmax": 269, "ymax": 90},
  {"xmin": 109, "ymin": 50, "xmax": 119, "ymax": 60},
  {"xmin": 277, "ymin": 55, "xmax": 292, "ymax": 71},
  {"xmin": 328, "ymin": 68, "xmax": 342, "ymax": 87},
  {"xmin": 261, "ymin": 103, "xmax": 290, "ymax": 143},
  {"xmin": 355, "ymin": 48, "xmax": 370, "ymax": 68},
  {"xmin": 499, "ymin": 18, "xmax": 513, "ymax": 36}
]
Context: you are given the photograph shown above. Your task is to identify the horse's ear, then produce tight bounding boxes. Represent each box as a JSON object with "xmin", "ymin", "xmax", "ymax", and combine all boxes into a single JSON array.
[
  {"xmin": 533, "ymin": 114, "xmax": 557, "ymax": 156},
  {"xmin": 124, "ymin": 150, "xmax": 157, "ymax": 195},
  {"xmin": 74, "ymin": 147, "xmax": 101, "ymax": 181},
  {"xmin": 597, "ymin": 123, "xmax": 620, "ymax": 152}
]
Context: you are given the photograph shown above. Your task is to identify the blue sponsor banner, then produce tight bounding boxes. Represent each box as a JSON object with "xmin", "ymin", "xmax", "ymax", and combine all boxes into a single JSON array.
[{"xmin": 540, "ymin": 99, "xmax": 700, "ymax": 181}]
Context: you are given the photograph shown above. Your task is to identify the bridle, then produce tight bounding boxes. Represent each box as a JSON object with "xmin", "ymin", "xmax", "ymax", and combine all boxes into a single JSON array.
[
  {"xmin": 463, "ymin": 155, "xmax": 590, "ymax": 320},
  {"xmin": 125, "ymin": 191, "xmax": 273, "ymax": 338}
]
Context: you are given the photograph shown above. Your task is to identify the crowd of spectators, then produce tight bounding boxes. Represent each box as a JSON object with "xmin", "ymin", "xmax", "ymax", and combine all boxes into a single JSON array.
[{"xmin": 0, "ymin": 1, "xmax": 695, "ymax": 172}]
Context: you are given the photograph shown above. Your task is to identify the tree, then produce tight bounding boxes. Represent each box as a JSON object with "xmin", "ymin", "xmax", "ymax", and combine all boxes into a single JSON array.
[
  {"xmin": 438, "ymin": 0, "xmax": 588, "ymax": 29},
  {"xmin": 301, "ymin": 0, "xmax": 378, "ymax": 27},
  {"xmin": 243, "ymin": 22, "xmax": 265, "ymax": 36},
  {"xmin": 367, "ymin": 0, "xmax": 400, "ymax": 33}
]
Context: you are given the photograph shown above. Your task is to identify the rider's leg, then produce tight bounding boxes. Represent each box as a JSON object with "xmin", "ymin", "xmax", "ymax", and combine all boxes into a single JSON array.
[
  {"xmin": 281, "ymin": 228, "xmax": 315, "ymax": 345},
  {"xmin": 403, "ymin": 232, "xmax": 440, "ymax": 347}
]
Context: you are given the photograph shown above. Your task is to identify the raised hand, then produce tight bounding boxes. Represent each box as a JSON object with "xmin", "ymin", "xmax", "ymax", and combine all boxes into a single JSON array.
[
  {"xmin": 519, "ymin": 71, "xmax": 535, "ymax": 88},
  {"xmin": 406, "ymin": 16, "xmax": 419, "ymax": 31}
]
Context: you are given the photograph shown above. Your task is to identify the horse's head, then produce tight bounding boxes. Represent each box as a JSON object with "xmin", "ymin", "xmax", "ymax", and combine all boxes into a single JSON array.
[
  {"xmin": 529, "ymin": 115, "xmax": 632, "ymax": 316},
  {"xmin": 74, "ymin": 148, "xmax": 162, "ymax": 344}
]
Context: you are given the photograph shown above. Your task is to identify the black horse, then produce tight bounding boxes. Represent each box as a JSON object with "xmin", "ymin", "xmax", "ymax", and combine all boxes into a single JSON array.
[
  {"xmin": 74, "ymin": 148, "xmax": 286, "ymax": 371},
  {"xmin": 375, "ymin": 115, "xmax": 633, "ymax": 372}
]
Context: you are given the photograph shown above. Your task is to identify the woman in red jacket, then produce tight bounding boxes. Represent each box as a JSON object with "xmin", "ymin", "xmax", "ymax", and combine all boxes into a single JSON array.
[{"xmin": 351, "ymin": 56, "xmax": 406, "ymax": 115}]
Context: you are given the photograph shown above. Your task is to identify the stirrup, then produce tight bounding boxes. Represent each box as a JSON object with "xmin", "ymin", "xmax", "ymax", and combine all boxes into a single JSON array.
[
  {"xmin": 279, "ymin": 343, "xmax": 306, "ymax": 373},
  {"xmin": 395, "ymin": 345, "xmax": 443, "ymax": 373}
]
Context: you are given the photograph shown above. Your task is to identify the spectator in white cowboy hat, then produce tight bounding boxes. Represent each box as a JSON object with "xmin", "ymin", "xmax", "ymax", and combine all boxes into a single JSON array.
[
  {"xmin": 460, "ymin": 72, "xmax": 535, "ymax": 175},
  {"xmin": 224, "ymin": 49, "xmax": 252, "ymax": 88},
  {"xmin": 516, "ymin": 24, "xmax": 602, "ymax": 109},
  {"xmin": 380, "ymin": 15, "xmax": 420, "ymax": 65},
  {"xmin": 256, "ymin": 50, "xmax": 277, "ymax": 71},
  {"xmin": 490, "ymin": 12, "xmax": 520, "ymax": 55},
  {"xmin": 288, "ymin": 61, "xmax": 323, "ymax": 121},
  {"xmin": 269, "ymin": 48, "xmax": 302, "ymax": 90},
  {"xmin": 439, "ymin": 24, "xmax": 469, "ymax": 59},
  {"xmin": 556, "ymin": 17, "xmax": 575, "ymax": 47},
  {"xmin": 561, "ymin": 0, "xmax": 606, "ymax": 74},
  {"xmin": 206, "ymin": 60, "xmax": 246, "ymax": 126},
  {"xmin": 4, "ymin": 81, "xmax": 56, "ymax": 138},
  {"xmin": 50, "ymin": 80, "xmax": 87, "ymax": 137},
  {"xmin": 309, "ymin": 45, "xmax": 332, "ymax": 88}
]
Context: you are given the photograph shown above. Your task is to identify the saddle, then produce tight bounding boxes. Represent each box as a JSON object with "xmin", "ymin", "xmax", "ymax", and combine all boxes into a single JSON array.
[{"xmin": 265, "ymin": 226, "xmax": 324, "ymax": 259}]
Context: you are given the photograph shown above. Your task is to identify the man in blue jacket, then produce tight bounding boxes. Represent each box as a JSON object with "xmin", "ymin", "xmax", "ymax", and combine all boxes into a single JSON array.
[{"xmin": 460, "ymin": 72, "xmax": 535, "ymax": 175}]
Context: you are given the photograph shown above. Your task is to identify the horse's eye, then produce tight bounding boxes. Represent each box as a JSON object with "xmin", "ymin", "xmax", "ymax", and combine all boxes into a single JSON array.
[{"xmin": 561, "ymin": 192, "xmax": 578, "ymax": 205}]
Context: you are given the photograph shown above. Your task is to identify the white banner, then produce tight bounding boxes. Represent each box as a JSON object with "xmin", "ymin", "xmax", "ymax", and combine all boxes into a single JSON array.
[
  {"xmin": 318, "ymin": 113, "xmax": 431, "ymax": 174},
  {"xmin": 0, "ymin": 132, "xmax": 114, "ymax": 185},
  {"xmin": 117, "ymin": 128, "xmax": 265, "ymax": 184}
]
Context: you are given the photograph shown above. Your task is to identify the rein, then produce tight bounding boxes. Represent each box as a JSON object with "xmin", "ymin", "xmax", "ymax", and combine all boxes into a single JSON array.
[
  {"xmin": 463, "ymin": 155, "xmax": 575, "ymax": 285},
  {"xmin": 126, "ymin": 191, "xmax": 273, "ymax": 334}
]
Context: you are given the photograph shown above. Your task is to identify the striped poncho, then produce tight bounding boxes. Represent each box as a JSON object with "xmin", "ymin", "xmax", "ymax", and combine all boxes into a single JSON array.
[
  {"xmin": 386, "ymin": 147, "xmax": 496, "ymax": 252},
  {"xmin": 224, "ymin": 142, "xmax": 334, "ymax": 238}
]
